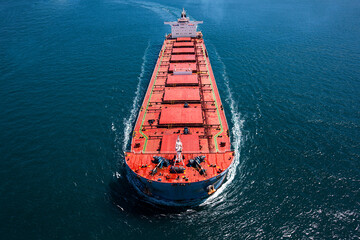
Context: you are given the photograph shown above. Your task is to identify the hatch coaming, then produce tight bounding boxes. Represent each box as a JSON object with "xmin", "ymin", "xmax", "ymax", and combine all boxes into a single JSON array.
[{"xmin": 130, "ymin": 37, "xmax": 230, "ymax": 153}]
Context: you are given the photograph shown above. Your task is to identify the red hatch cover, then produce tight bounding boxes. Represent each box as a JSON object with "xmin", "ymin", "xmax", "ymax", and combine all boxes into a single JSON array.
[
  {"xmin": 176, "ymin": 37, "xmax": 192, "ymax": 42},
  {"xmin": 169, "ymin": 63, "xmax": 197, "ymax": 72},
  {"xmin": 159, "ymin": 107, "xmax": 203, "ymax": 126},
  {"xmin": 173, "ymin": 42, "xmax": 194, "ymax": 47},
  {"xmin": 171, "ymin": 55, "xmax": 196, "ymax": 62},
  {"xmin": 166, "ymin": 74, "xmax": 198, "ymax": 85},
  {"xmin": 163, "ymin": 87, "xmax": 200, "ymax": 102},
  {"xmin": 172, "ymin": 48, "xmax": 195, "ymax": 54},
  {"xmin": 161, "ymin": 134, "xmax": 200, "ymax": 153}
]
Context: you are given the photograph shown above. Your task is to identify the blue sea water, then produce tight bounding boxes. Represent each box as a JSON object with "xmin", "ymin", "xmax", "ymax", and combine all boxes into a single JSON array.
[{"xmin": 1, "ymin": 0, "xmax": 359, "ymax": 239}]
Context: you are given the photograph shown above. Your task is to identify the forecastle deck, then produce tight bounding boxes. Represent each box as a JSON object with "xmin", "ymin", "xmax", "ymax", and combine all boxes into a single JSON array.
[{"xmin": 126, "ymin": 36, "xmax": 234, "ymax": 184}]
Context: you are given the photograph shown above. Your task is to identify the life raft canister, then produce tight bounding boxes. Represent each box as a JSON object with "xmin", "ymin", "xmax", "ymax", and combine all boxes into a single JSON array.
[{"xmin": 207, "ymin": 185, "xmax": 216, "ymax": 195}]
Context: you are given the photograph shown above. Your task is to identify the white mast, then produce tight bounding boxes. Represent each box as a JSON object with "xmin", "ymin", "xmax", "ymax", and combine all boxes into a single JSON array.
[{"xmin": 175, "ymin": 136, "xmax": 184, "ymax": 166}]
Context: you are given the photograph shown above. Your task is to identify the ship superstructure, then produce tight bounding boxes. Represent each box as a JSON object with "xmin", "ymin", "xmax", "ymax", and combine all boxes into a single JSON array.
[
  {"xmin": 164, "ymin": 9, "xmax": 203, "ymax": 38},
  {"xmin": 125, "ymin": 10, "xmax": 234, "ymax": 202}
]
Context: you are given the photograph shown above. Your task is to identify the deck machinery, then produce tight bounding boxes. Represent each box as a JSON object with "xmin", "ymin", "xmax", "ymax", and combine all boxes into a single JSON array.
[{"xmin": 125, "ymin": 10, "xmax": 234, "ymax": 202}]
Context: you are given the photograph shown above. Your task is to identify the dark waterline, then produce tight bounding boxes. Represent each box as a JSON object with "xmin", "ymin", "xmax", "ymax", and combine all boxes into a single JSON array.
[{"xmin": 0, "ymin": 0, "xmax": 359, "ymax": 239}]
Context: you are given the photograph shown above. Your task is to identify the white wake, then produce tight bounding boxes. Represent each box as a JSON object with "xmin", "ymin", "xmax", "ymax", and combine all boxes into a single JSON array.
[
  {"xmin": 113, "ymin": 0, "xmax": 196, "ymax": 21},
  {"xmin": 201, "ymin": 47, "xmax": 245, "ymax": 205},
  {"xmin": 122, "ymin": 41, "xmax": 150, "ymax": 152}
]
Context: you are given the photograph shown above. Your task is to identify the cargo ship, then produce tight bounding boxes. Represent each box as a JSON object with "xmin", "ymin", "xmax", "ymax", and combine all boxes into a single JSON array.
[{"xmin": 125, "ymin": 9, "xmax": 234, "ymax": 203}]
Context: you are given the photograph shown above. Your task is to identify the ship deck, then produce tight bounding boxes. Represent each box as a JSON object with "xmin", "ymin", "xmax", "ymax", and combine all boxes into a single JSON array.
[{"xmin": 126, "ymin": 36, "xmax": 234, "ymax": 183}]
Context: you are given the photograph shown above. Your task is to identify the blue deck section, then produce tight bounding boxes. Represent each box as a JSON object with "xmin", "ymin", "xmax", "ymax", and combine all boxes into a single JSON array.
[{"xmin": 125, "ymin": 162, "xmax": 228, "ymax": 203}]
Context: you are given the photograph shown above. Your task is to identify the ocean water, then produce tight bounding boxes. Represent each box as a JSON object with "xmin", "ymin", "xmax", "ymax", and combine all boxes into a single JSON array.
[{"xmin": 1, "ymin": 0, "xmax": 359, "ymax": 239}]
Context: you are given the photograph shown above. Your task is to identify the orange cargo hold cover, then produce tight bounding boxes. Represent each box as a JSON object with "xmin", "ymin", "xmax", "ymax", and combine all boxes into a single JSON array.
[
  {"xmin": 176, "ymin": 37, "xmax": 192, "ymax": 42},
  {"xmin": 163, "ymin": 87, "xmax": 200, "ymax": 102},
  {"xmin": 172, "ymin": 48, "xmax": 195, "ymax": 54},
  {"xmin": 159, "ymin": 108, "xmax": 203, "ymax": 125},
  {"xmin": 161, "ymin": 134, "xmax": 200, "ymax": 153},
  {"xmin": 171, "ymin": 55, "xmax": 196, "ymax": 62},
  {"xmin": 167, "ymin": 74, "xmax": 198, "ymax": 85},
  {"xmin": 173, "ymin": 42, "xmax": 194, "ymax": 47},
  {"xmin": 169, "ymin": 63, "xmax": 197, "ymax": 72}
]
